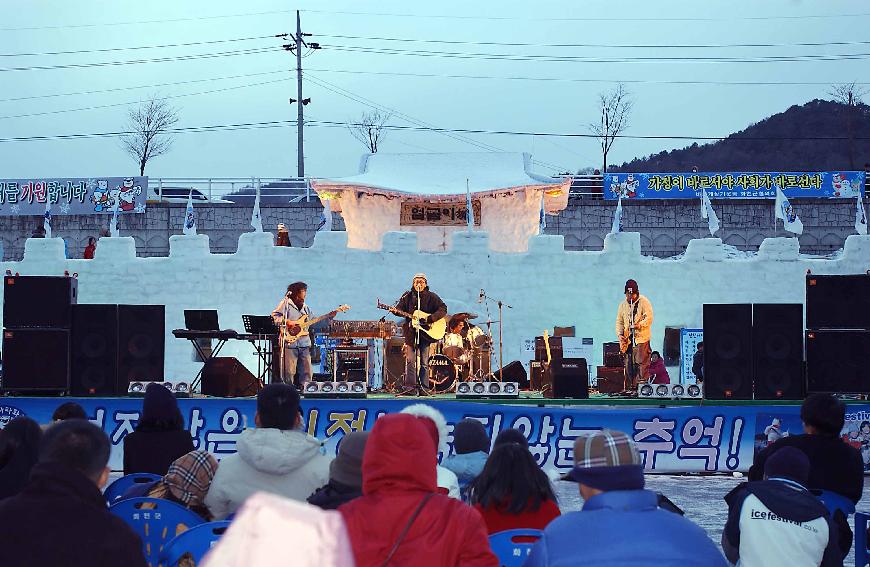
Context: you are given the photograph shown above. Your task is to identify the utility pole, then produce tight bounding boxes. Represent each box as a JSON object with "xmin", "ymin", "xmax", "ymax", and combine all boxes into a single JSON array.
[{"xmin": 280, "ymin": 11, "xmax": 320, "ymax": 178}]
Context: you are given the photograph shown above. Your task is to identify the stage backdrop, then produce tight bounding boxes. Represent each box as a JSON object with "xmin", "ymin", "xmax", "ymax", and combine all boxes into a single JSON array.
[
  {"xmin": 3, "ymin": 397, "xmax": 868, "ymax": 474},
  {"xmin": 0, "ymin": 177, "xmax": 148, "ymax": 215},
  {"xmin": 604, "ymin": 171, "xmax": 865, "ymax": 200}
]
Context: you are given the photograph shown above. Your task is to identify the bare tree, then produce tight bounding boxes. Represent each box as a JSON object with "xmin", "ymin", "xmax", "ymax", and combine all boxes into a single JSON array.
[
  {"xmin": 347, "ymin": 110, "xmax": 392, "ymax": 153},
  {"xmin": 829, "ymin": 82, "xmax": 867, "ymax": 169},
  {"xmin": 121, "ymin": 95, "xmax": 179, "ymax": 175},
  {"xmin": 588, "ymin": 83, "xmax": 633, "ymax": 173}
]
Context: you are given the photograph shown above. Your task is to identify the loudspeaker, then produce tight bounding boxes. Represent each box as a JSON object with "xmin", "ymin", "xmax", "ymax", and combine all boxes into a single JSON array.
[
  {"xmin": 551, "ymin": 358, "xmax": 589, "ymax": 399},
  {"xmin": 383, "ymin": 338, "xmax": 406, "ymax": 391},
  {"xmin": 530, "ymin": 361, "xmax": 545, "ymax": 391},
  {"xmin": 535, "ymin": 336, "xmax": 562, "ymax": 362},
  {"xmin": 663, "ymin": 327, "xmax": 681, "ymax": 366},
  {"xmin": 3, "ymin": 275, "xmax": 77, "ymax": 328},
  {"xmin": 202, "ymin": 357, "xmax": 260, "ymax": 397},
  {"xmin": 807, "ymin": 274, "xmax": 870, "ymax": 330},
  {"xmin": 703, "ymin": 304, "xmax": 753, "ymax": 399},
  {"xmin": 70, "ymin": 304, "xmax": 119, "ymax": 396},
  {"xmin": 753, "ymin": 304, "xmax": 804, "ymax": 400},
  {"xmin": 117, "ymin": 304, "xmax": 165, "ymax": 389},
  {"xmin": 496, "ymin": 360, "xmax": 528, "ymax": 389},
  {"xmin": 806, "ymin": 330, "xmax": 870, "ymax": 394},
  {"xmin": 603, "ymin": 342, "xmax": 624, "ymax": 368},
  {"xmin": 1, "ymin": 328, "xmax": 70, "ymax": 392},
  {"xmin": 596, "ymin": 366, "xmax": 625, "ymax": 394}
]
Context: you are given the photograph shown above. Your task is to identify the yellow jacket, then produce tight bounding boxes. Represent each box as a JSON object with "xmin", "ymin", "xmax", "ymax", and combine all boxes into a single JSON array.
[{"xmin": 616, "ymin": 294, "xmax": 654, "ymax": 346}]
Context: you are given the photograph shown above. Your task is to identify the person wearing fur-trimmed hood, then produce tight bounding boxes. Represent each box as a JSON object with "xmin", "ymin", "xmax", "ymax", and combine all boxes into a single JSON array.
[{"xmin": 400, "ymin": 403, "xmax": 461, "ymax": 499}]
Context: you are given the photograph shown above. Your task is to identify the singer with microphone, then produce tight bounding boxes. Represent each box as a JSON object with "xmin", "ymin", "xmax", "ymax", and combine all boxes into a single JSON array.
[
  {"xmin": 615, "ymin": 278, "xmax": 654, "ymax": 390},
  {"xmin": 392, "ymin": 273, "xmax": 447, "ymax": 395}
]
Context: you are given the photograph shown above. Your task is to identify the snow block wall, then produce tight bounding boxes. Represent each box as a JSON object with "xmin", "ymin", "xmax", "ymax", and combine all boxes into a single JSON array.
[{"xmin": 2, "ymin": 232, "xmax": 869, "ymax": 385}]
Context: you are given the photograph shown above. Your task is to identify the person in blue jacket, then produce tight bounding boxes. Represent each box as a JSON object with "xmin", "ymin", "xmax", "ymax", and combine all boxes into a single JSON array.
[{"xmin": 525, "ymin": 429, "xmax": 727, "ymax": 567}]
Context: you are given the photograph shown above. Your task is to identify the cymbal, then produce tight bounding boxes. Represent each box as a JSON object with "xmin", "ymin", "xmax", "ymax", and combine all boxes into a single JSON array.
[
  {"xmin": 478, "ymin": 319, "xmax": 500, "ymax": 325},
  {"xmin": 451, "ymin": 312, "xmax": 478, "ymax": 320}
]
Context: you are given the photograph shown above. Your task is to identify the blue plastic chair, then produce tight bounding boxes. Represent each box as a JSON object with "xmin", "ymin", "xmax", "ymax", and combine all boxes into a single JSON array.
[
  {"xmin": 489, "ymin": 529, "xmax": 543, "ymax": 567},
  {"xmin": 109, "ymin": 497, "xmax": 205, "ymax": 566},
  {"xmin": 104, "ymin": 473, "xmax": 162, "ymax": 504},
  {"xmin": 856, "ymin": 512, "xmax": 869, "ymax": 567},
  {"xmin": 159, "ymin": 521, "xmax": 230, "ymax": 566},
  {"xmin": 816, "ymin": 489, "xmax": 856, "ymax": 517}
]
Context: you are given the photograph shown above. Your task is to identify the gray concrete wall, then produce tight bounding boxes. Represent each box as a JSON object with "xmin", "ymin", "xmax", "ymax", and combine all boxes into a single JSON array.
[{"xmin": 0, "ymin": 198, "xmax": 858, "ymax": 260}]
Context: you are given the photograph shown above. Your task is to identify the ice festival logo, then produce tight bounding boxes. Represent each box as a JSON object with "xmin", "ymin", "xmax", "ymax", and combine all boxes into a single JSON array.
[{"xmin": 0, "ymin": 405, "xmax": 23, "ymax": 429}]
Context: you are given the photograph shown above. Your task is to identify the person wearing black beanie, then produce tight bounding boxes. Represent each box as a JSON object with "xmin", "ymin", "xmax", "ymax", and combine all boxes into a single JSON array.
[
  {"xmin": 615, "ymin": 278, "xmax": 654, "ymax": 391},
  {"xmin": 122, "ymin": 383, "xmax": 194, "ymax": 476},
  {"xmin": 443, "ymin": 419, "xmax": 491, "ymax": 496}
]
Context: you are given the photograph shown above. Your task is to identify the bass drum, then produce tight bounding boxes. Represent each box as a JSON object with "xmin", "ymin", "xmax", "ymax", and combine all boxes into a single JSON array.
[{"xmin": 427, "ymin": 353, "xmax": 457, "ymax": 393}]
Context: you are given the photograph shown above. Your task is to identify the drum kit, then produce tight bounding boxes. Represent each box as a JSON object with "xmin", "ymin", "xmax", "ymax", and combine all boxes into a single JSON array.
[{"xmin": 427, "ymin": 312, "xmax": 496, "ymax": 393}]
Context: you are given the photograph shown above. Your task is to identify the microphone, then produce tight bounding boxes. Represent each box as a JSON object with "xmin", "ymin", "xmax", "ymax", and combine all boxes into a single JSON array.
[{"xmin": 478, "ymin": 289, "xmax": 485, "ymax": 303}]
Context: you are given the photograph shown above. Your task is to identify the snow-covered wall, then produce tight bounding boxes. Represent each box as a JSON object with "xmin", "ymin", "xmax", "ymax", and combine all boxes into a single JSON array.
[{"xmin": 3, "ymin": 232, "xmax": 869, "ymax": 385}]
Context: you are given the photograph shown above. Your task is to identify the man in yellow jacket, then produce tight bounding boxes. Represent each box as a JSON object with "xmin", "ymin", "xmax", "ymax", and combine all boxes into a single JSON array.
[{"xmin": 616, "ymin": 279, "xmax": 654, "ymax": 389}]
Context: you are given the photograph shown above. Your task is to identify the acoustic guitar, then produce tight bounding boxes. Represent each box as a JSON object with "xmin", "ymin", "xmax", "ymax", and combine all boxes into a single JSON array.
[{"xmin": 377, "ymin": 300, "xmax": 447, "ymax": 341}]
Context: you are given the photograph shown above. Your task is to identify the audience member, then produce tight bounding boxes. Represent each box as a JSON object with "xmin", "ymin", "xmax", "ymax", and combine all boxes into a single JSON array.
[
  {"xmin": 339, "ymin": 413, "xmax": 498, "ymax": 566},
  {"xmin": 0, "ymin": 420, "xmax": 146, "ymax": 566},
  {"xmin": 122, "ymin": 450, "xmax": 219, "ymax": 520},
  {"xmin": 749, "ymin": 393, "xmax": 862, "ymax": 555},
  {"xmin": 52, "ymin": 401, "xmax": 87, "ymax": 422},
  {"xmin": 647, "ymin": 351, "xmax": 671, "ymax": 384},
  {"xmin": 722, "ymin": 447, "xmax": 841, "ymax": 566},
  {"xmin": 308, "ymin": 431, "xmax": 368, "ymax": 510},
  {"xmin": 83, "ymin": 236, "xmax": 97, "ymax": 259},
  {"xmin": 123, "ymin": 383, "xmax": 194, "ymax": 475},
  {"xmin": 0, "ymin": 416, "xmax": 42, "ymax": 500},
  {"xmin": 469, "ymin": 442, "xmax": 561, "ymax": 534},
  {"xmin": 443, "ymin": 418, "xmax": 490, "ymax": 494},
  {"xmin": 400, "ymin": 403, "xmax": 461, "ymax": 498},
  {"xmin": 692, "ymin": 341, "xmax": 704, "ymax": 382},
  {"xmin": 526, "ymin": 429, "xmax": 726, "ymax": 566},
  {"xmin": 205, "ymin": 383, "xmax": 330, "ymax": 519},
  {"xmin": 493, "ymin": 427, "xmax": 529, "ymax": 448},
  {"xmin": 201, "ymin": 492, "xmax": 355, "ymax": 567}
]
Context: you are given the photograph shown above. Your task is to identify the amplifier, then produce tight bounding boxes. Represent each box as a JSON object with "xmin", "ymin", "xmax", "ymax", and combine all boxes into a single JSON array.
[
  {"xmin": 596, "ymin": 366, "xmax": 625, "ymax": 394},
  {"xmin": 603, "ymin": 342, "xmax": 625, "ymax": 368},
  {"xmin": 535, "ymin": 336, "xmax": 563, "ymax": 361}
]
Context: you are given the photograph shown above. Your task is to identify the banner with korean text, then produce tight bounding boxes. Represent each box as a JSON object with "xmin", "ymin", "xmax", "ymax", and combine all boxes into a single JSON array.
[{"xmin": 0, "ymin": 176, "xmax": 148, "ymax": 215}]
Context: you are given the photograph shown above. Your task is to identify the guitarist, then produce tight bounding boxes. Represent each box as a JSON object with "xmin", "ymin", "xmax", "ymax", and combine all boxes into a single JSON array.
[
  {"xmin": 615, "ymin": 278, "xmax": 654, "ymax": 391},
  {"xmin": 272, "ymin": 281, "xmax": 337, "ymax": 388},
  {"xmin": 393, "ymin": 273, "xmax": 447, "ymax": 394}
]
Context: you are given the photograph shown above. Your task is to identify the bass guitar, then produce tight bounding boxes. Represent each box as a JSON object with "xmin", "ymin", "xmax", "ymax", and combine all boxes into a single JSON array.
[
  {"xmin": 283, "ymin": 305, "xmax": 351, "ymax": 345},
  {"xmin": 376, "ymin": 300, "xmax": 447, "ymax": 341}
]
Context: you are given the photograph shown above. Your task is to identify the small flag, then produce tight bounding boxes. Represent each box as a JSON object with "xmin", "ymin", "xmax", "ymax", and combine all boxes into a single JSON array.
[
  {"xmin": 43, "ymin": 199, "xmax": 52, "ymax": 238},
  {"xmin": 701, "ymin": 188, "xmax": 720, "ymax": 236},
  {"xmin": 539, "ymin": 190, "xmax": 547, "ymax": 233},
  {"xmin": 774, "ymin": 185, "xmax": 803, "ymax": 235},
  {"xmin": 610, "ymin": 196, "xmax": 623, "ymax": 234},
  {"xmin": 466, "ymin": 179, "xmax": 474, "ymax": 231},
  {"xmin": 109, "ymin": 194, "xmax": 120, "ymax": 237},
  {"xmin": 857, "ymin": 191, "xmax": 868, "ymax": 235},
  {"xmin": 183, "ymin": 189, "xmax": 197, "ymax": 235},
  {"xmin": 251, "ymin": 178, "xmax": 263, "ymax": 232},
  {"xmin": 318, "ymin": 198, "xmax": 332, "ymax": 232}
]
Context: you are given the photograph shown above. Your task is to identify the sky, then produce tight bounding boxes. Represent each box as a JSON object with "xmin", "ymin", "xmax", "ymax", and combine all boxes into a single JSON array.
[{"xmin": 0, "ymin": 0, "xmax": 868, "ymax": 181}]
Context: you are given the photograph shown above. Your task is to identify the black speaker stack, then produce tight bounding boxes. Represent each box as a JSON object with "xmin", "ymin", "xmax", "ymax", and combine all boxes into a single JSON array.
[
  {"xmin": 805, "ymin": 274, "xmax": 870, "ymax": 394},
  {"xmin": 2, "ymin": 275, "xmax": 164, "ymax": 395},
  {"xmin": 703, "ymin": 303, "xmax": 804, "ymax": 400}
]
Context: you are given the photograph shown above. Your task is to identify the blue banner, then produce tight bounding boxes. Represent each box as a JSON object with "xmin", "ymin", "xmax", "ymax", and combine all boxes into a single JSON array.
[
  {"xmin": 0, "ymin": 176, "xmax": 148, "ymax": 215},
  {"xmin": 3, "ymin": 397, "xmax": 868, "ymax": 475},
  {"xmin": 603, "ymin": 171, "xmax": 865, "ymax": 200}
]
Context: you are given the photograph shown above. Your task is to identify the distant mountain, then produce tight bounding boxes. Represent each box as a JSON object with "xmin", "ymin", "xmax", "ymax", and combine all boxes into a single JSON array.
[{"xmin": 612, "ymin": 99, "xmax": 870, "ymax": 172}]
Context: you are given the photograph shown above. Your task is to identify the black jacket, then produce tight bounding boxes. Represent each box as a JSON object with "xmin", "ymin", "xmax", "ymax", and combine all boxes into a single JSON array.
[
  {"xmin": 307, "ymin": 479, "xmax": 363, "ymax": 510},
  {"xmin": 0, "ymin": 462, "xmax": 147, "ymax": 567},
  {"xmin": 395, "ymin": 286, "xmax": 447, "ymax": 347},
  {"xmin": 691, "ymin": 348, "xmax": 704, "ymax": 381},
  {"xmin": 122, "ymin": 428, "xmax": 195, "ymax": 476},
  {"xmin": 0, "ymin": 440, "xmax": 39, "ymax": 501}
]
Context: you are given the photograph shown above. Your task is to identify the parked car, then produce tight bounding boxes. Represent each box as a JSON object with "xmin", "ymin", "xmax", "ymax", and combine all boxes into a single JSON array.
[{"xmin": 146, "ymin": 187, "xmax": 230, "ymax": 203}]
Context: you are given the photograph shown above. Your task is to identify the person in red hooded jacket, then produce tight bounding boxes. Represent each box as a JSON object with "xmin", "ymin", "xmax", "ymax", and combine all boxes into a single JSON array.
[{"xmin": 339, "ymin": 413, "xmax": 498, "ymax": 567}]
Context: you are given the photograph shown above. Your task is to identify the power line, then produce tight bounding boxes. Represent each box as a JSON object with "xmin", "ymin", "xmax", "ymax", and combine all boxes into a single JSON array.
[
  {"xmin": 0, "ymin": 35, "xmax": 277, "ymax": 57},
  {"xmin": 0, "ymin": 10, "xmax": 295, "ymax": 31}
]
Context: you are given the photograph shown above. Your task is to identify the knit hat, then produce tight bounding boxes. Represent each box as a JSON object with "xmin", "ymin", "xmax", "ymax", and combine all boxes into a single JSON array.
[
  {"xmin": 329, "ymin": 431, "xmax": 369, "ymax": 488},
  {"xmin": 624, "ymin": 279, "xmax": 639, "ymax": 294},
  {"xmin": 565, "ymin": 429, "xmax": 644, "ymax": 491},
  {"xmin": 413, "ymin": 273, "xmax": 427, "ymax": 282},
  {"xmin": 163, "ymin": 450, "xmax": 219, "ymax": 507},
  {"xmin": 141, "ymin": 383, "xmax": 179, "ymax": 423},
  {"xmin": 453, "ymin": 418, "xmax": 490, "ymax": 455},
  {"xmin": 764, "ymin": 446, "xmax": 810, "ymax": 486}
]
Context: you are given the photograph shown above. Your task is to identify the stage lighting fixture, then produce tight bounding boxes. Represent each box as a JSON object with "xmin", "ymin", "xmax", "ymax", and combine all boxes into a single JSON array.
[
  {"xmin": 457, "ymin": 381, "xmax": 520, "ymax": 399},
  {"xmin": 127, "ymin": 381, "xmax": 189, "ymax": 397},
  {"xmin": 638, "ymin": 382, "xmax": 703, "ymax": 399},
  {"xmin": 302, "ymin": 381, "xmax": 367, "ymax": 399}
]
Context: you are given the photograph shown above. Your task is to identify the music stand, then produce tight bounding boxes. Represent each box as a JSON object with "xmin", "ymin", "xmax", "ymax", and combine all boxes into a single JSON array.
[
  {"xmin": 243, "ymin": 315, "xmax": 277, "ymax": 334},
  {"xmin": 185, "ymin": 309, "xmax": 220, "ymax": 331},
  {"xmin": 242, "ymin": 315, "xmax": 278, "ymax": 385}
]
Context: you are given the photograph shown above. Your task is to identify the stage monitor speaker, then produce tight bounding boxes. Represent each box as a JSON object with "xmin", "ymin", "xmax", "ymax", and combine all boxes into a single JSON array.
[
  {"xmin": 806, "ymin": 330, "xmax": 870, "ymax": 394},
  {"xmin": 596, "ymin": 366, "xmax": 625, "ymax": 394},
  {"xmin": 551, "ymin": 358, "xmax": 589, "ymax": 399},
  {"xmin": 70, "ymin": 304, "xmax": 119, "ymax": 396},
  {"xmin": 703, "ymin": 304, "xmax": 753, "ymax": 400},
  {"xmin": 806, "ymin": 274, "xmax": 870, "ymax": 330},
  {"xmin": 117, "ymin": 304, "xmax": 165, "ymax": 390},
  {"xmin": 753, "ymin": 303, "xmax": 804, "ymax": 400},
  {"xmin": 603, "ymin": 342, "xmax": 624, "ymax": 368},
  {"xmin": 663, "ymin": 327, "xmax": 682, "ymax": 366},
  {"xmin": 3, "ymin": 275, "xmax": 77, "ymax": 328},
  {"xmin": 1, "ymin": 328, "xmax": 70, "ymax": 392},
  {"xmin": 496, "ymin": 360, "xmax": 528, "ymax": 389},
  {"xmin": 201, "ymin": 357, "xmax": 260, "ymax": 397}
]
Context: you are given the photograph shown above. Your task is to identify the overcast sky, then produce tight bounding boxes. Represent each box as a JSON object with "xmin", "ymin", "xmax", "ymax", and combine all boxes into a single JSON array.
[{"xmin": 0, "ymin": 0, "xmax": 868, "ymax": 181}]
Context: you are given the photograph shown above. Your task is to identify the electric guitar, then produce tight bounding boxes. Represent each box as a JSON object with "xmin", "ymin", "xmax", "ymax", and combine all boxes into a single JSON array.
[
  {"xmin": 376, "ymin": 300, "xmax": 447, "ymax": 341},
  {"xmin": 282, "ymin": 304, "xmax": 351, "ymax": 345},
  {"xmin": 541, "ymin": 329, "xmax": 553, "ymax": 396}
]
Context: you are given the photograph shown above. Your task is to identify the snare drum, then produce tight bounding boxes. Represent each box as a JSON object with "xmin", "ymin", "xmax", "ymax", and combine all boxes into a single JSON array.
[
  {"xmin": 427, "ymin": 353, "xmax": 457, "ymax": 392},
  {"xmin": 467, "ymin": 325, "xmax": 491, "ymax": 349},
  {"xmin": 442, "ymin": 333, "xmax": 468, "ymax": 364}
]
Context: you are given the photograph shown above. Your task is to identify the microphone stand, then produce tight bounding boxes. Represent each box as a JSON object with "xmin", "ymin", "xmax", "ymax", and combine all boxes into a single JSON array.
[{"xmin": 480, "ymin": 290, "xmax": 511, "ymax": 381}]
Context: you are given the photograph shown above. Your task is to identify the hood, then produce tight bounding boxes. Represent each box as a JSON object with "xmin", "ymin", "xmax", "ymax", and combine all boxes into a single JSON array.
[
  {"xmin": 237, "ymin": 428, "xmax": 324, "ymax": 475},
  {"xmin": 747, "ymin": 480, "xmax": 829, "ymax": 523},
  {"xmin": 442, "ymin": 451, "xmax": 487, "ymax": 481},
  {"xmin": 363, "ymin": 413, "xmax": 437, "ymax": 495},
  {"xmin": 400, "ymin": 403, "xmax": 449, "ymax": 453}
]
